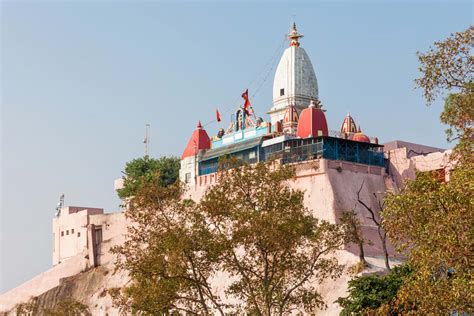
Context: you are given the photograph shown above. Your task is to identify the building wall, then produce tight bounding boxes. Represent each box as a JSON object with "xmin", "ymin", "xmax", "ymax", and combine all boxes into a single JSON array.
[
  {"xmin": 1, "ymin": 211, "xmax": 126, "ymax": 313},
  {"xmin": 290, "ymin": 159, "xmax": 393, "ymax": 256},
  {"xmin": 52, "ymin": 207, "xmax": 126, "ymax": 267},
  {"xmin": 88, "ymin": 212, "xmax": 127, "ymax": 266},
  {"xmin": 179, "ymin": 155, "xmax": 198, "ymax": 188},
  {"xmin": 52, "ymin": 207, "xmax": 103, "ymax": 265},
  {"xmin": 386, "ymin": 147, "xmax": 452, "ymax": 189}
]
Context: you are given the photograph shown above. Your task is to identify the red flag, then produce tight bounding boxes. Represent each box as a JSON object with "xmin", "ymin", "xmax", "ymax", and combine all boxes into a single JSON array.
[
  {"xmin": 241, "ymin": 89, "xmax": 251, "ymax": 115},
  {"xmin": 216, "ymin": 109, "xmax": 221, "ymax": 122}
]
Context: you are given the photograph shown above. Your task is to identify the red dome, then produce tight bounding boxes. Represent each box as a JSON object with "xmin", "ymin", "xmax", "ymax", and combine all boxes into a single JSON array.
[
  {"xmin": 352, "ymin": 132, "xmax": 370, "ymax": 143},
  {"xmin": 340, "ymin": 113, "xmax": 357, "ymax": 134},
  {"xmin": 296, "ymin": 101, "xmax": 328, "ymax": 138},
  {"xmin": 181, "ymin": 121, "xmax": 211, "ymax": 159}
]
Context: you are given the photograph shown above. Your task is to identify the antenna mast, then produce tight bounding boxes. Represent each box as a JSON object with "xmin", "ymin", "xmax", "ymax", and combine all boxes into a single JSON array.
[
  {"xmin": 144, "ymin": 124, "xmax": 150, "ymax": 156},
  {"xmin": 55, "ymin": 193, "xmax": 65, "ymax": 217}
]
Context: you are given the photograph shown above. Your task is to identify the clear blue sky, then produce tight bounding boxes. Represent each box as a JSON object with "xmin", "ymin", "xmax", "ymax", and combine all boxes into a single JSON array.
[{"xmin": 1, "ymin": 1, "xmax": 471, "ymax": 293}]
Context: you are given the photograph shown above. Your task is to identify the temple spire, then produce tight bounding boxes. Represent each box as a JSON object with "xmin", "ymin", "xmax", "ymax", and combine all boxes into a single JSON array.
[
  {"xmin": 288, "ymin": 22, "xmax": 304, "ymax": 47},
  {"xmin": 270, "ymin": 22, "xmax": 318, "ymax": 124}
]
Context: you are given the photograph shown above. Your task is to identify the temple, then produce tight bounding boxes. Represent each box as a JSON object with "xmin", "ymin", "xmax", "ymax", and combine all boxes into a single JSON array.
[
  {"xmin": 0, "ymin": 23, "xmax": 452, "ymax": 315},
  {"xmin": 180, "ymin": 23, "xmax": 384, "ymax": 191}
]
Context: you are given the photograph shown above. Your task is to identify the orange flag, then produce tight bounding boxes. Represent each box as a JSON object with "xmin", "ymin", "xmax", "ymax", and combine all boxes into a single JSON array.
[{"xmin": 241, "ymin": 89, "xmax": 251, "ymax": 115}]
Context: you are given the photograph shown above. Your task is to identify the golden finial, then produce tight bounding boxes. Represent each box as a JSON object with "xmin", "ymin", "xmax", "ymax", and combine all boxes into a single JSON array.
[{"xmin": 288, "ymin": 22, "xmax": 304, "ymax": 47}]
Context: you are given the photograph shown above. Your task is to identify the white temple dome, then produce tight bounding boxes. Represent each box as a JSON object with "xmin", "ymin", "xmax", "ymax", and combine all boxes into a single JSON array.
[{"xmin": 268, "ymin": 23, "xmax": 319, "ymax": 125}]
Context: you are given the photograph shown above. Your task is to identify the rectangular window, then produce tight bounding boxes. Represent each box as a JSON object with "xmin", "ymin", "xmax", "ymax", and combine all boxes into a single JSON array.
[
  {"xmin": 71, "ymin": 229, "xmax": 74, "ymax": 234},
  {"xmin": 66, "ymin": 230, "xmax": 69, "ymax": 235},
  {"xmin": 77, "ymin": 232, "xmax": 81, "ymax": 237},
  {"xmin": 61, "ymin": 231, "xmax": 64, "ymax": 237},
  {"xmin": 248, "ymin": 151, "xmax": 256, "ymax": 159},
  {"xmin": 280, "ymin": 88, "xmax": 284, "ymax": 96},
  {"xmin": 185, "ymin": 172, "xmax": 191, "ymax": 184}
]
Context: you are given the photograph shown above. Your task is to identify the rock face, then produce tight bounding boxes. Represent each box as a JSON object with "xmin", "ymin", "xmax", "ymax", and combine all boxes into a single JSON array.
[{"xmin": 2, "ymin": 262, "xmax": 129, "ymax": 316}]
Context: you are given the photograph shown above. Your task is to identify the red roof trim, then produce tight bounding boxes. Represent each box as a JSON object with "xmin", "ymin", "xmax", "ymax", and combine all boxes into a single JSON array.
[{"xmin": 181, "ymin": 122, "xmax": 211, "ymax": 159}]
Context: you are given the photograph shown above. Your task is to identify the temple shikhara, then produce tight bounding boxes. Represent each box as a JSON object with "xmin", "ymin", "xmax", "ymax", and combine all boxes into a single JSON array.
[
  {"xmin": 0, "ymin": 24, "xmax": 452, "ymax": 314},
  {"xmin": 180, "ymin": 24, "xmax": 384, "ymax": 193}
]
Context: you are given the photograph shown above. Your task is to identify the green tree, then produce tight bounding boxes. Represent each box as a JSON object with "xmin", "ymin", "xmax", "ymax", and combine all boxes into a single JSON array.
[
  {"xmin": 199, "ymin": 157, "xmax": 348, "ymax": 315},
  {"xmin": 116, "ymin": 156, "xmax": 180, "ymax": 199},
  {"xmin": 336, "ymin": 264, "xmax": 411, "ymax": 315},
  {"xmin": 382, "ymin": 166, "xmax": 473, "ymax": 314},
  {"xmin": 415, "ymin": 26, "xmax": 473, "ymax": 146},
  {"xmin": 378, "ymin": 27, "xmax": 474, "ymax": 314},
  {"xmin": 111, "ymin": 178, "xmax": 226, "ymax": 314},
  {"xmin": 43, "ymin": 298, "xmax": 91, "ymax": 316},
  {"xmin": 16, "ymin": 297, "xmax": 90, "ymax": 316}
]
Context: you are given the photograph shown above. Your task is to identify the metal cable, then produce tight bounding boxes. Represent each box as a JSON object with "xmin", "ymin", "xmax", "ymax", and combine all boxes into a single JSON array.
[{"xmin": 202, "ymin": 35, "xmax": 287, "ymax": 128}]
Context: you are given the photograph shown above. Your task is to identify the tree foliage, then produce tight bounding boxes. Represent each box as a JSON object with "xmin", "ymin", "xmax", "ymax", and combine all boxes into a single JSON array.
[
  {"xmin": 112, "ymin": 157, "xmax": 349, "ymax": 314},
  {"xmin": 199, "ymin": 157, "xmax": 348, "ymax": 315},
  {"xmin": 16, "ymin": 297, "xmax": 90, "ymax": 316},
  {"xmin": 441, "ymin": 84, "xmax": 474, "ymax": 143},
  {"xmin": 111, "ymin": 178, "xmax": 225, "ymax": 314},
  {"xmin": 337, "ymin": 26, "xmax": 473, "ymax": 315},
  {"xmin": 415, "ymin": 26, "xmax": 472, "ymax": 104},
  {"xmin": 336, "ymin": 264, "xmax": 411, "ymax": 315},
  {"xmin": 116, "ymin": 156, "xmax": 180, "ymax": 199},
  {"xmin": 415, "ymin": 26, "xmax": 473, "ymax": 144},
  {"xmin": 340, "ymin": 209, "xmax": 370, "ymax": 267},
  {"xmin": 43, "ymin": 298, "xmax": 91, "ymax": 316},
  {"xmin": 376, "ymin": 26, "xmax": 474, "ymax": 314},
  {"xmin": 382, "ymin": 166, "xmax": 473, "ymax": 314}
]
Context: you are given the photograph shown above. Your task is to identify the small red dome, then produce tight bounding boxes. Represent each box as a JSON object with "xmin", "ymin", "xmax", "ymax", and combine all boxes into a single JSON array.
[
  {"xmin": 341, "ymin": 113, "xmax": 357, "ymax": 134},
  {"xmin": 352, "ymin": 132, "xmax": 370, "ymax": 143},
  {"xmin": 296, "ymin": 100, "xmax": 328, "ymax": 138},
  {"xmin": 181, "ymin": 121, "xmax": 211, "ymax": 159}
]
